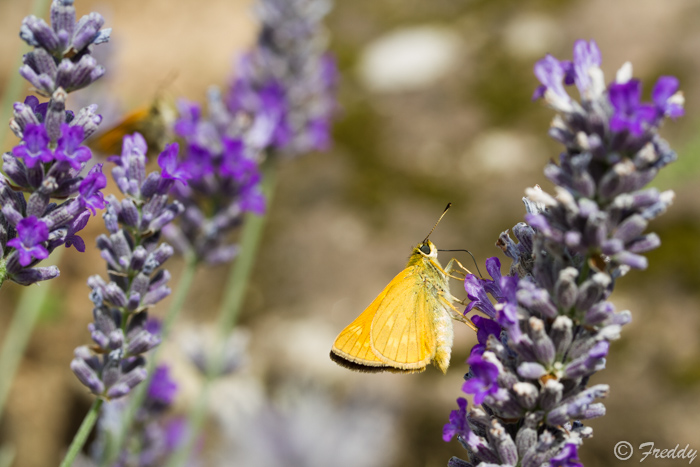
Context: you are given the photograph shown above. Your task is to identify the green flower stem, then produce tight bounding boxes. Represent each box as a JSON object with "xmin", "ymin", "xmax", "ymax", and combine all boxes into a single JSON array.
[
  {"xmin": 166, "ymin": 161, "xmax": 277, "ymax": 467},
  {"xmin": 0, "ymin": 248, "xmax": 64, "ymax": 420},
  {"xmin": 99, "ymin": 252, "xmax": 198, "ymax": 466},
  {"xmin": 0, "ymin": 444, "xmax": 15, "ymax": 467},
  {"xmin": 60, "ymin": 398, "xmax": 104, "ymax": 467}
]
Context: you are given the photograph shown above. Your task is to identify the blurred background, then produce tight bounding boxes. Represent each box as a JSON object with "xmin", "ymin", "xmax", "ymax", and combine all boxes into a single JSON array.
[{"xmin": 1, "ymin": 0, "xmax": 700, "ymax": 465}]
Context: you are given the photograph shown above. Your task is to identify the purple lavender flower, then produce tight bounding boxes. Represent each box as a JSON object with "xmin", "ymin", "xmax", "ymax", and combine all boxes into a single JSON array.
[
  {"xmin": 608, "ymin": 80, "xmax": 656, "ymax": 136},
  {"xmin": 445, "ymin": 40, "xmax": 682, "ymax": 466},
  {"xmin": 71, "ymin": 133, "xmax": 184, "ymax": 399},
  {"xmin": 228, "ymin": 0, "xmax": 337, "ymax": 157},
  {"xmin": 147, "ymin": 365, "xmax": 178, "ymax": 406},
  {"xmin": 161, "ymin": 0, "xmax": 336, "ymax": 267},
  {"xmin": 470, "ymin": 315, "xmax": 501, "ymax": 356},
  {"xmin": 11, "ymin": 123, "xmax": 53, "ymax": 168},
  {"xmin": 54, "ymin": 123, "xmax": 91, "ymax": 169},
  {"xmin": 88, "ymin": 363, "xmax": 197, "ymax": 466},
  {"xmin": 572, "ymin": 39, "xmax": 601, "ymax": 95},
  {"xmin": 64, "ymin": 210, "xmax": 90, "ymax": 252},
  {"xmin": 0, "ymin": 1, "xmax": 109, "ymax": 287},
  {"xmin": 443, "ymin": 397, "xmax": 470, "ymax": 442},
  {"xmin": 550, "ymin": 443, "xmax": 583, "ymax": 467},
  {"xmin": 19, "ymin": 0, "xmax": 110, "ymax": 97},
  {"xmin": 652, "ymin": 76, "xmax": 684, "ymax": 119},
  {"xmin": 7, "ymin": 217, "xmax": 49, "ymax": 266},
  {"xmin": 533, "ymin": 55, "xmax": 571, "ymax": 106},
  {"xmin": 162, "ymin": 95, "xmax": 266, "ymax": 265},
  {"xmin": 79, "ymin": 163, "xmax": 107, "ymax": 214},
  {"xmin": 462, "ymin": 354, "xmax": 501, "ymax": 405},
  {"xmin": 158, "ymin": 143, "xmax": 192, "ymax": 185}
]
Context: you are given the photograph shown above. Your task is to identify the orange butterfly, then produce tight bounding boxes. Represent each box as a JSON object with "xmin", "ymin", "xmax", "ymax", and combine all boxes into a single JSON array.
[{"xmin": 330, "ymin": 204, "xmax": 476, "ymax": 374}]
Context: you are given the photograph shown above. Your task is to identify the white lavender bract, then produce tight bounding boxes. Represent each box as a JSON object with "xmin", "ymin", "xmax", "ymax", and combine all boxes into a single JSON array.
[
  {"xmin": 70, "ymin": 133, "xmax": 185, "ymax": 399},
  {"xmin": 444, "ymin": 40, "xmax": 683, "ymax": 467},
  {"xmin": 0, "ymin": 0, "xmax": 110, "ymax": 287}
]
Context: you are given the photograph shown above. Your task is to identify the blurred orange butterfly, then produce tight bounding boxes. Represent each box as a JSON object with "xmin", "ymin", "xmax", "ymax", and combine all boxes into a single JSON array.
[
  {"xmin": 89, "ymin": 94, "xmax": 175, "ymax": 156},
  {"xmin": 330, "ymin": 204, "xmax": 476, "ymax": 374}
]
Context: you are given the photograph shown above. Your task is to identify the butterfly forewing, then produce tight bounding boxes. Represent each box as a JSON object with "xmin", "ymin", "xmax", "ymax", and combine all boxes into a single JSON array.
[{"xmin": 370, "ymin": 267, "xmax": 436, "ymax": 371}]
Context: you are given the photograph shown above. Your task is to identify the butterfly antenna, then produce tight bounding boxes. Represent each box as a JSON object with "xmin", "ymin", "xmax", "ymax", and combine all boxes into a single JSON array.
[
  {"xmin": 437, "ymin": 249, "xmax": 484, "ymax": 278},
  {"xmin": 423, "ymin": 203, "xmax": 452, "ymax": 243}
]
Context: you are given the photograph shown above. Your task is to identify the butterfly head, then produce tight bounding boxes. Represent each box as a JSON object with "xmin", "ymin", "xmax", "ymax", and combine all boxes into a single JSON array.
[{"xmin": 417, "ymin": 240, "xmax": 438, "ymax": 259}]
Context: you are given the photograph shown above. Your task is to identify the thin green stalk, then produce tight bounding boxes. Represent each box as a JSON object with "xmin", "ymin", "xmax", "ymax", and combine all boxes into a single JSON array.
[
  {"xmin": 100, "ymin": 253, "xmax": 198, "ymax": 466},
  {"xmin": 0, "ymin": 0, "xmax": 51, "ymax": 153},
  {"xmin": 60, "ymin": 398, "xmax": 104, "ymax": 467},
  {"xmin": 166, "ymin": 161, "xmax": 277, "ymax": 467},
  {"xmin": 0, "ymin": 444, "xmax": 15, "ymax": 467},
  {"xmin": 0, "ymin": 248, "xmax": 64, "ymax": 419}
]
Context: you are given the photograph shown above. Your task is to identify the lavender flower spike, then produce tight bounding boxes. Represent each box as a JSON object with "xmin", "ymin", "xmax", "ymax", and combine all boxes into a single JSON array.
[
  {"xmin": 71, "ymin": 133, "xmax": 184, "ymax": 399},
  {"xmin": 0, "ymin": 1, "xmax": 110, "ymax": 287},
  {"xmin": 20, "ymin": 0, "xmax": 110, "ymax": 97},
  {"xmin": 228, "ymin": 0, "xmax": 337, "ymax": 157},
  {"xmin": 89, "ymin": 364, "xmax": 196, "ymax": 465},
  {"xmin": 445, "ymin": 41, "xmax": 682, "ymax": 466}
]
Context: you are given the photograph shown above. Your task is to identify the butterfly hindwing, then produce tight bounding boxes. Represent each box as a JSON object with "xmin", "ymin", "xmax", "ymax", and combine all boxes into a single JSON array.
[{"xmin": 331, "ymin": 274, "xmax": 398, "ymax": 369}]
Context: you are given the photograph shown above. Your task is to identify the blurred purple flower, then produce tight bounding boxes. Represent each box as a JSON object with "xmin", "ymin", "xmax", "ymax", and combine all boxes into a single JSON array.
[
  {"xmin": 158, "ymin": 142, "xmax": 192, "ymax": 185},
  {"xmin": 652, "ymin": 75, "xmax": 684, "ymax": 119},
  {"xmin": 147, "ymin": 365, "xmax": 178, "ymax": 406},
  {"xmin": 608, "ymin": 80, "xmax": 656, "ymax": 136}
]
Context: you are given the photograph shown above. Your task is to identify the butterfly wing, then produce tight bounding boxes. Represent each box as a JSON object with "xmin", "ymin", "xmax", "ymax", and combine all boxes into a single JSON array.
[
  {"xmin": 331, "ymin": 267, "xmax": 422, "ymax": 372},
  {"xmin": 369, "ymin": 267, "xmax": 437, "ymax": 372}
]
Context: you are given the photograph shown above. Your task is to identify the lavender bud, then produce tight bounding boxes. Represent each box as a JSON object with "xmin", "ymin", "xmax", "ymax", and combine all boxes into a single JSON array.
[
  {"xmin": 142, "ymin": 285, "xmax": 171, "ymax": 306},
  {"xmin": 129, "ymin": 273, "xmax": 151, "ymax": 300},
  {"xmin": 127, "ymin": 292, "xmax": 141, "ymax": 311},
  {"xmin": 490, "ymin": 420, "xmax": 518, "ymax": 465},
  {"xmin": 108, "ymin": 330, "xmax": 124, "ymax": 350},
  {"xmin": 127, "ymin": 330, "xmax": 161, "ymax": 355},
  {"xmin": 517, "ymin": 362, "xmax": 546, "ymax": 380},
  {"xmin": 575, "ymin": 273, "xmax": 610, "ymax": 312},
  {"xmin": 550, "ymin": 316, "xmax": 573, "ymax": 355},
  {"xmin": 528, "ymin": 317, "xmax": 555, "ymax": 365},
  {"xmin": 120, "ymin": 198, "xmax": 140, "ymax": 228},
  {"xmin": 45, "ymin": 88, "xmax": 67, "ymax": 142},
  {"xmin": 10, "ymin": 266, "xmax": 60, "ymax": 285},
  {"xmin": 447, "ymin": 458, "xmax": 474, "ymax": 467},
  {"xmin": 104, "ymin": 282, "xmax": 128, "ymax": 307},
  {"xmin": 539, "ymin": 379, "xmax": 563, "ymax": 412},
  {"xmin": 70, "ymin": 349, "xmax": 104, "ymax": 394},
  {"xmin": 129, "ymin": 246, "xmax": 148, "ymax": 272},
  {"xmin": 512, "ymin": 382, "xmax": 538, "ymax": 410},
  {"xmin": 515, "ymin": 414, "xmax": 539, "ymax": 457}
]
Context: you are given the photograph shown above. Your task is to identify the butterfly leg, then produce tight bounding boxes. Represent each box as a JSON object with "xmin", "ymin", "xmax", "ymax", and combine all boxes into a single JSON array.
[
  {"xmin": 439, "ymin": 294, "xmax": 477, "ymax": 332},
  {"xmin": 445, "ymin": 258, "xmax": 473, "ymax": 276},
  {"xmin": 440, "ymin": 258, "xmax": 473, "ymax": 281}
]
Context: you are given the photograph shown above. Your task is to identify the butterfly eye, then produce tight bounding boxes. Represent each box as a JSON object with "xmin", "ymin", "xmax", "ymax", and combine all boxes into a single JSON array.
[{"xmin": 420, "ymin": 243, "xmax": 431, "ymax": 255}]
